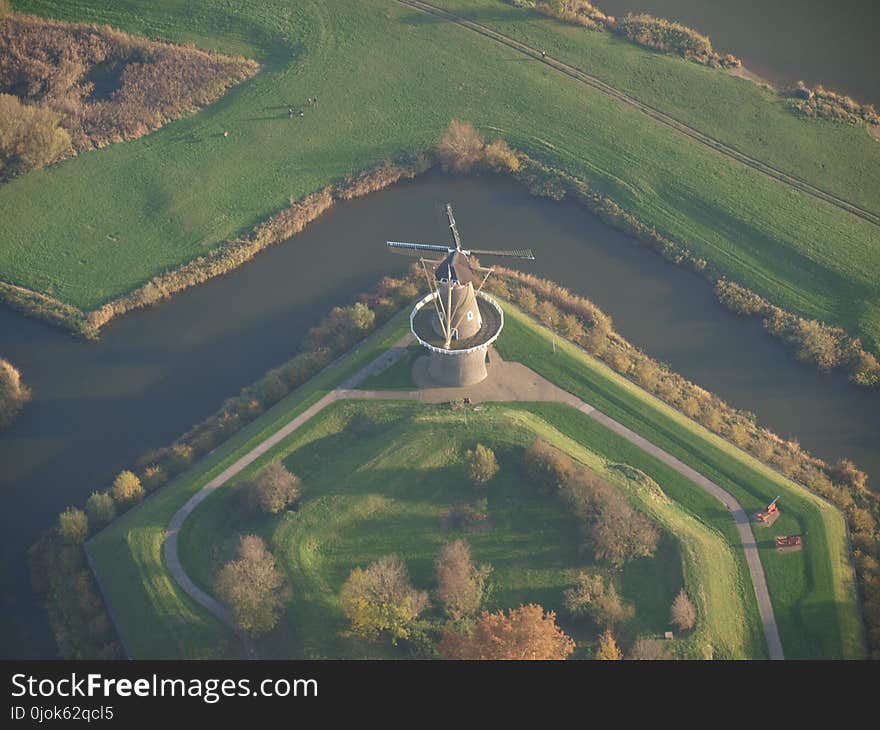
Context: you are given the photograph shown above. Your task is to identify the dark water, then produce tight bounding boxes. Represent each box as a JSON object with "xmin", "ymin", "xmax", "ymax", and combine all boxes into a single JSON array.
[
  {"xmin": 2, "ymin": 172, "xmax": 879, "ymax": 658},
  {"xmin": 599, "ymin": 0, "xmax": 880, "ymax": 107}
]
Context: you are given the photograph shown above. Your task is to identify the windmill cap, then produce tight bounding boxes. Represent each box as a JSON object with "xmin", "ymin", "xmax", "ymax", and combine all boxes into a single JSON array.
[{"xmin": 435, "ymin": 250, "xmax": 477, "ymax": 285}]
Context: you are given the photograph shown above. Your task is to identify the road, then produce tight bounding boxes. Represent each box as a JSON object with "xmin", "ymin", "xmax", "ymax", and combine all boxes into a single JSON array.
[
  {"xmin": 396, "ymin": 0, "xmax": 880, "ymax": 228},
  {"xmin": 161, "ymin": 337, "xmax": 784, "ymax": 659}
]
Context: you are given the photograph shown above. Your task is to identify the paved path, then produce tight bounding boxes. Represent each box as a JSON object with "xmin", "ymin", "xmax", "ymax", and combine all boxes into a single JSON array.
[
  {"xmin": 396, "ymin": 0, "xmax": 880, "ymax": 228},
  {"xmin": 164, "ymin": 339, "xmax": 783, "ymax": 659}
]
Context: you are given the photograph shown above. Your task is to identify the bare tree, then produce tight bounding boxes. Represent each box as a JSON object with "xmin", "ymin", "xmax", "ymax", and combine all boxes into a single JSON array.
[
  {"xmin": 435, "ymin": 540, "xmax": 491, "ymax": 621},
  {"xmin": 670, "ymin": 588, "xmax": 697, "ymax": 631}
]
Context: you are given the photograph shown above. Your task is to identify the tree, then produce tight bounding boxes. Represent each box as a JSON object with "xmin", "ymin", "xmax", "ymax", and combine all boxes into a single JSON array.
[
  {"xmin": 247, "ymin": 461, "xmax": 302, "ymax": 514},
  {"xmin": 58, "ymin": 507, "xmax": 89, "ymax": 544},
  {"xmin": 215, "ymin": 535, "xmax": 290, "ymax": 636},
  {"xmin": 584, "ymin": 481, "xmax": 661, "ymax": 567},
  {"xmin": 483, "ymin": 138, "xmax": 520, "ymax": 172},
  {"xmin": 339, "ymin": 555, "xmax": 428, "ymax": 643},
  {"xmin": 523, "ymin": 438, "xmax": 574, "ymax": 493},
  {"xmin": 85, "ymin": 491, "xmax": 117, "ymax": 528},
  {"xmin": 0, "ymin": 94, "xmax": 72, "ymax": 179},
  {"xmin": 348, "ymin": 302, "xmax": 375, "ymax": 332},
  {"xmin": 111, "ymin": 470, "xmax": 144, "ymax": 506},
  {"xmin": 435, "ymin": 540, "xmax": 491, "ymax": 621},
  {"xmin": 670, "ymin": 588, "xmax": 697, "ymax": 631},
  {"xmin": 595, "ymin": 628, "xmax": 622, "ymax": 660},
  {"xmin": 439, "ymin": 604, "xmax": 575, "ymax": 660},
  {"xmin": 436, "ymin": 119, "xmax": 485, "ymax": 173},
  {"xmin": 563, "ymin": 572, "xmax": 634, "ymax": 628},
  {"xmin": 463, "ymin": 444, "xmax": 499, "ymax": 487}
]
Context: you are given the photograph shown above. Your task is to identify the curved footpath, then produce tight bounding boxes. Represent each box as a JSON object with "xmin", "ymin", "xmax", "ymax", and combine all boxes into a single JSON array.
[
  {"xmin": 396, "ymin": 0, "xmax": 880, "ymax": 228},
  {"xmin": 164, "ymin": 335, "xmax": 784, "ymax": 659}
]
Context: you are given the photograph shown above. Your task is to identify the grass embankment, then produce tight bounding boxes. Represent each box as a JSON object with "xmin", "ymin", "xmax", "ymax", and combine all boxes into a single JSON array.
[
  {"xmin": 2, "ymin": 0, "xmax": 879, "ymax": 352},
  {"xmin": 179, "ymin": 400, "xmax": 755, "ymax": 659},
  {"xmin": 496, "ymin": 303, "xmax": 862, "ymax": 658},
  {"xmin": 86, "ymin": 311, "xmax": 413, "ymax": 658}
]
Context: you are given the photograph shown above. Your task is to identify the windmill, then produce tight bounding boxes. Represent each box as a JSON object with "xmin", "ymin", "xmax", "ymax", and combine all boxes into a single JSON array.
[
  {"xmin": 386, "ymin": 204, "xmax": 535, "ymax": 387},
  {"xmin": 387, "ymin": 203, "xmax": 534, "ymax": 349}
]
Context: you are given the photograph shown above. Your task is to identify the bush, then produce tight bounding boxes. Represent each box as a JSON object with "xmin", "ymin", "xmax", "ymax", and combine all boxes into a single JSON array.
[
  {"xmin": 58, "ymin": 507, "xmax": 89, "ymax": 544},
  {"xmin": 0, "ymin": 94, "xmax": 72, "ymax": 179},
  {"xmin": 523, "ymin": 438, "xmax": 574, "ymax": 493},
  {"xmin": 85, "ymin": 491, "xmax": 116, "ymax": 528},
  {"xmin": 436, "ymin": 119, "xmax": 485, "ymax": 173},
  {"xmin": 111, "ymin": 470, "xmax": 144, "ymax": 506},
  {"xmin": 564, "ymin": 572, "xmax": 634, "ymax": 627},
  {"xmin": 0, "ymin": 357, "xmax": 32, "ymax": 428},
  {"xmin": 463, "ymin": 444, "xmax": 499, "ymax": 487},
  {"xmin": 247, "ymin": 461, "xmax": 302, "ymax": 514}
]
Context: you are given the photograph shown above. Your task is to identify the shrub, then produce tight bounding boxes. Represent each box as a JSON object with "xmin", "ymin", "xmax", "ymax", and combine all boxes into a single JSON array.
[
  {"xmin": 564, "ymin": 572, "xmax": 634, "ymax": 627},
  {"xmin": 483, "ymin": 138, "xmax": 520, "ymax": 172},
  {"xmin": 436, "ymin": 119, "xmax": 485, "ymax": 173},
  {"xmin": 339, "ymin": 555, "xmax": 428, "ymax": 643},
  {"xmin": 58, "ymin": 507, "xmax": 89, "ymax": 544},
  {"xmin": 439, "ymin": 604, "xmax": 575, "ymax": 659},
  {"xmin": 247, "ymin": 461, "xmax": 302, "ymax": 514},
  {"xmin": 215, "ymin": 535, "xmax": 290, "ymax": 636},
  {"xmin": 628, "ymin": 637, "xmax": 670, "ymax": 660},
  {"xmin": 448, "ymin": 498, "xmax": 490, "ymax": 530},
  {"xmin": 523, "ymin": 438, "xmax": 574, "ymax": 493},
  {"xmin": 0, "ymin": 94, "xmax": 72, "ymax": 179},
  {"xmin": 111, "ymin": 470, "xmax": 144, "ymax": 506},
  {"xmin": 0, "ymin": 357, "xmax": 32, "ymax": 428},
  {"xmin": 463, "ymin": 444, "xmax": 499, "ymax": 487},
  {"xmin": 85, "ymin": 491, "xmax": 116, "ymax": 528}
]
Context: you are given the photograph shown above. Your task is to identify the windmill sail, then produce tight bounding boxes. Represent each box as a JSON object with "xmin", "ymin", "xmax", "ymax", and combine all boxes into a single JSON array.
[
  {"xmin": 466, "ymin": 248, "xmax": 535, "ymax": 260},
  {"xmin": 386, "ymin": 241, "xmax": 452, "ymax": 257}
]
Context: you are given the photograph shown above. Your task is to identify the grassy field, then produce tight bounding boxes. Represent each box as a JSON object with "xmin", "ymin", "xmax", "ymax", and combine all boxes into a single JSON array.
[
  {"xmin": 178, "ymin": 400, "xmax": 757, "ymax": 659},
  {"xmin": 87, "ymin": 300, "xmax": 862, "ymax": 658},
  {"xmin": 3, "ymin": 0, "xmax": 880, "ymax": 352},
  {"xmin": 496, "ymin": 303, "xmax": 862, "ymax": 658}
]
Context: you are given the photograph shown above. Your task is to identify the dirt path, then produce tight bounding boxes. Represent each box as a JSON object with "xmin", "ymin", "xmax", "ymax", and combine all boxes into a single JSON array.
[
  {"xmin": 163, "ymin": 338, "xmax": 783, "ymax": 659},
  {"xmin": 396, "ymin": 0, "xmax": 880, "ymax": 228}
]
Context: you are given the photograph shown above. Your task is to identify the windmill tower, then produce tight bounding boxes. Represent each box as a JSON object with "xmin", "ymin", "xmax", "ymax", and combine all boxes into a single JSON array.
[{"xmin": 387, "ymin": 203, "xmax": 534, "ymax": 386}]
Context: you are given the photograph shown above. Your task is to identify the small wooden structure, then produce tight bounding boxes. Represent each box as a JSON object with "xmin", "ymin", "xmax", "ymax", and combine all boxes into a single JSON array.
[
  {"xmin": 754, "ymin": 496, "xmax": 781, "ymax": 526},
  {"xmin": 776, "ymin": 534, "xmax": 803, "ymax": 552}
]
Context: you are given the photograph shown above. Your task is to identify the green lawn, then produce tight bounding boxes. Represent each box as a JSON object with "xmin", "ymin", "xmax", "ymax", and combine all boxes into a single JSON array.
[
  {"xmin": 178, "ymin": 400, "xmax": 756, "ymax": 659},
  {"xmin": 3, "ymin": 0, "xmax": 880, "ymax": 352}
]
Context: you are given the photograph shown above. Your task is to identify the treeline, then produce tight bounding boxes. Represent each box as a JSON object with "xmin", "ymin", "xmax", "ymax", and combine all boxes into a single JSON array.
[
  {"xmin": 480, "ymin": 264, "xmax": 880, "ymax": 657},
  {"xmin": 716, "ymin": 279, "xmax": 880, "ymax": 386},
  {"xmin": 0, "ymin": 356, "xmax": 31, "ymax": 428},
  {"xmin": 523, "ymin": 1, "xmax": 741, "ymax": 68},
  {"xmin": 28, "ymin": 271, "xmax": 426, "ymax": 657},
  {"xmin": 0, "ymin": 12, "xmax": 259, "ymax": 179}
]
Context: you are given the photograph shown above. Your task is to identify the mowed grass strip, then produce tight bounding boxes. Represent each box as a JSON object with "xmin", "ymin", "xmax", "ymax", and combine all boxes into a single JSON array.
[
  {"xmin": 3, "ymin": 0, "xmax": 879, "ymax": 351},
  {"xmin": 496, "ymin": 303, "xmax": 862, "ymax": 658},
  {"xmin": 179, "ymin": 400, "xmax": 755, "ymax": 658}
]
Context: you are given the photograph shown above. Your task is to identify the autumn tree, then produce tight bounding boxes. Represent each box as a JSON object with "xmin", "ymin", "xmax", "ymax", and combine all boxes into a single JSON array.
[
  {"xmin": 589, "ymin": 486, "xmax": 661, "ymax": 566},
  {"xmin": 463, "ymin": 444, "xmax": 499, "ymax": 487},
  {"xmin": 435, "ymin": 539, "xmax": 492, "ymax": 621},
  {"xmin": 339, "ymin": 555, "xmax": 428, "ymax": 643},
  {"xmin": 111, "ymin": 470, "xmax": 144, "ymax": 506},
  {"xmin": 483, "ymin": 138, "xmax": 520, "ymax": 172},
  {"xmin": 247, "ymin": 461, "xmax": 302, "ymax": 514},
  {"xmin": 215, "ymin": 535, "xmax": 290, "ymax": 636},
  {"xmin": 436, "ymin": 119, "xmax": 485, "ymax": 173},
  {"xmin": 58, "ymin": 507, "xmax": 89, "ymax": 545},
  {"xmin": 564, "ymin": 572, "xmax": 634, "ymax": 628},
  {"xmin": 595, "ymin": 628, "xmax": 622, "ymax": 660},
  {"xmin": 85, "ymin": 491, "xmax": 116, "ymax": 528},
  {"xmin": 670, "ymin": 588, "xmax": 697, "ymax": 632},
  {"xmin": 0, "ymin": 94, "xmax": 72, "ymax": 179},
  {"xmin": 439, "ymin": 604, "xmax": 575, "ymax": 660}
]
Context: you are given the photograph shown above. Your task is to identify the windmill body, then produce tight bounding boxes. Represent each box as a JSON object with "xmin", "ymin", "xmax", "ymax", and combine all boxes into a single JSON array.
[{"xmin": 387, "ymin": 204, "xmax": 534, "ymax": 387}]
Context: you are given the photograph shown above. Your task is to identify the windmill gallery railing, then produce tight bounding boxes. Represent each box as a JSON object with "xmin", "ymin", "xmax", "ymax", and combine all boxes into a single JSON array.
[{"xmin": 410, "ymin": 290, "xmax": 504, "ymax": 355}]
